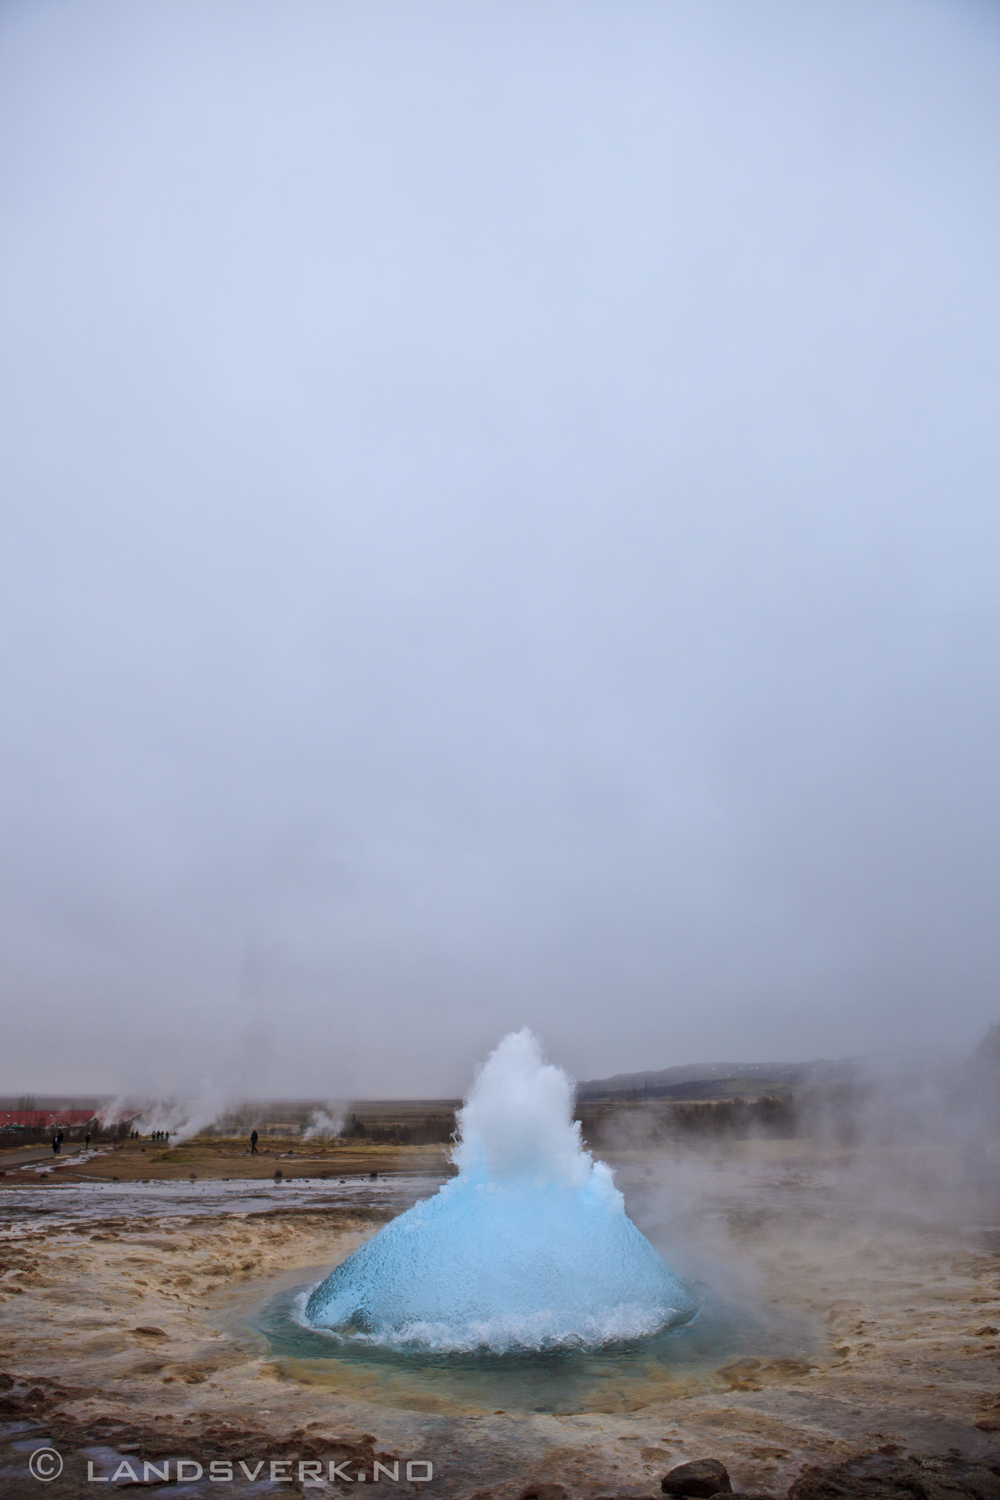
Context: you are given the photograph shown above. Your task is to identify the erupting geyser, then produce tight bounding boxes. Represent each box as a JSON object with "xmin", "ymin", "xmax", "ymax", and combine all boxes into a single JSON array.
[{"xmin": 304, "ymin": 1030, "xmax": 697, "ymax": 1352}]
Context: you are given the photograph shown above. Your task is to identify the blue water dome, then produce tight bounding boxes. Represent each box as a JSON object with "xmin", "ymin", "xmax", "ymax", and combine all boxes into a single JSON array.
[{"xmin": 305, "ymin": 1030, "xmax": 696, "ymax": 1352}]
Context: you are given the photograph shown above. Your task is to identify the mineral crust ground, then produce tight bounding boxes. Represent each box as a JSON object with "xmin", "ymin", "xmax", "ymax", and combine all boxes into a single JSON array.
[{"xmin": 0, "ymin": 1136, "xmax": 997, "ymax": 1497}]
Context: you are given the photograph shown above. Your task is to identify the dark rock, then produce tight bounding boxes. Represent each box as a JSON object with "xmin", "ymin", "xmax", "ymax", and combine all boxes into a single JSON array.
[
  {"xmin": 519, "ymin": 1485, "xmax": 568, "ymax": 1500},
  {"xmin": 662, "ymin": 1459, "xmax": 734, "ymax": 1496},
  {"xmin": 976, "ymin": 1396, "xmax": 1000, "ymax": 1433},
  {"xmin": 789, "ymin": 1452, "xmax": 1000, "ymax": 1500},
  {"xmin": 0, "ymin": 1384, "xmax": 49, "ymax": 1416}
]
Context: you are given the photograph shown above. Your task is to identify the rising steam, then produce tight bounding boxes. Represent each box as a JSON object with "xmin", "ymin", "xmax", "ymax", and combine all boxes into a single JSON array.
[{"xmin": 303, "ymin": 1107, "xmax": 345, "ymax": 1141}]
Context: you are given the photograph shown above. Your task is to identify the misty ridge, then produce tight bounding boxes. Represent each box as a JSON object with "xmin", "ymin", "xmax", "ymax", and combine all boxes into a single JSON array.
[
  {"xmin": 572, "ymin": 1027, "xmax": 1000, "ymax": 1327},
  {"xmin": 580, "ymin": 1035, "xmax": 1000, "ymax": 1154}
]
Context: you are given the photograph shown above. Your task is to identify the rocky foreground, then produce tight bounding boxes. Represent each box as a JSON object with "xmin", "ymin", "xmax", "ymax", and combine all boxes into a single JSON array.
[{"xmin": 0, "ymin": 1140, "xmax": 997, "ymax": 1498}]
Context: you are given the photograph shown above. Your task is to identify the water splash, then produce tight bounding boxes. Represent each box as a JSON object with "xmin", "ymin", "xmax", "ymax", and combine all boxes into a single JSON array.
[{"xmin": 304, "ymin": 1030, "xmax": 697, "ymax": 1352}]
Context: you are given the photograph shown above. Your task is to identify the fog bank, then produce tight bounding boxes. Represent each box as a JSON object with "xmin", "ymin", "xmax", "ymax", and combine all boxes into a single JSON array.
[{"xmin": 0, "ymin": 1, "xmax": 997, "ymax": 1097}]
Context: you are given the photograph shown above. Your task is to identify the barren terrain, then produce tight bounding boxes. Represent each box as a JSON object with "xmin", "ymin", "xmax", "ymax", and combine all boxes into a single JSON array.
[{"xmin": 1, "ymin": 1136, "xmax": 997, "ymax": 1498}]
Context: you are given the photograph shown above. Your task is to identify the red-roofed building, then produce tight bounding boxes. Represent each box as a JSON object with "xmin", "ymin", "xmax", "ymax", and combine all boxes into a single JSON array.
[{"xmin": 0, "ymin": 1109, "xmax": 99, "ymax": 1134}]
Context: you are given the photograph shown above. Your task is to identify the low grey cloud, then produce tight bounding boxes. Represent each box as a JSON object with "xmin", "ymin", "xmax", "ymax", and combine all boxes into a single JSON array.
[{"xmin": 0, "ymin": 0, "xmax": 997, "ymax": 1099}]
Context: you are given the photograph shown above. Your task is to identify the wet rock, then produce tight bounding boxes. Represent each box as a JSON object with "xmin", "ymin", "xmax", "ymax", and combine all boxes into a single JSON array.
[
  {"xmin": 789, "ymin": 1452, "xmax": 1000, "ymax": 1500},
  {"xmin": 662, "ymin": 1459, "xmax": 734, "ymax": 1496},
  {"xmin": 717, "ymin": 1358, "xmax": 763, "ymax": 1389},
  {"xmin": 0, "ymin": 1383, "xmax": 51, "ymax": 1416},
  {"xmin": 975, "ymin": 1397, "xmax": 1000, "ymax": 1433},
  {"xmin": 519, "ymin": 1485, "xmax": 568, "ymax": 1500}
]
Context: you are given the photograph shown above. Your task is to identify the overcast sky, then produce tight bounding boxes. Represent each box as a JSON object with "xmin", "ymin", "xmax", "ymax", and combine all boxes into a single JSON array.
[{"xmin": 1, "ymin": 0, "xmax": 997, "ymax": 1102}]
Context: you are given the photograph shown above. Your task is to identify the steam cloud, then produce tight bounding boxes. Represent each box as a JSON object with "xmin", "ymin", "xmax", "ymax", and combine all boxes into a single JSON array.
[{"xmin": 303, "ymin": 1108, "xmax": 346, "ymax": 1141}]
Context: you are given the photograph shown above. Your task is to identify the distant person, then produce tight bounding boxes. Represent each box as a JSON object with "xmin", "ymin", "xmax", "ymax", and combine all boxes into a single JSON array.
[
  {"xmin": 84, "ymin": 1132, "xmax": 90, "ymax": 1149},
  {"xmin": 51, "ymin": 1133, "xmax": 58, "ymax": 1155},
  {"xmin": 250, "ymin": 1129, "xmax": 259, "ymax": 1156}
]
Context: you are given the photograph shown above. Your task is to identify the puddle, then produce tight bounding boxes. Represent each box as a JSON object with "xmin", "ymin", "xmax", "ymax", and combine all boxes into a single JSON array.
[{"xmin": 0, "ymin": 1176, "xmax": 447, "ymax": 1231}]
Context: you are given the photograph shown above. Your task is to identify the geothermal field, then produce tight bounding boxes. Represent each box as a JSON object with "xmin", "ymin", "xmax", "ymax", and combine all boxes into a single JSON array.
[
  {"xmin": 1, "ymin": 1035, "xmax": 998, "ymax": 1499},
  {"xmin": 4, "ymin": 4, "xmax": 998, "ymax": 1497}
]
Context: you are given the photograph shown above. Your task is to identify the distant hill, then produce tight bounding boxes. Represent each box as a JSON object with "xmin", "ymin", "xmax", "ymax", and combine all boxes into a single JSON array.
[
  {"xmin": 576, "ymin": 1061, "xmax": 808, "ymax": 1101},
  {"xmin": 576, "ymin": 1052, "xmax": 948, "ymax": 1101}
]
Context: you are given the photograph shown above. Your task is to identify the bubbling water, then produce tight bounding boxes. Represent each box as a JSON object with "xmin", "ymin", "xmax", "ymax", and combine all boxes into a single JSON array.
[{"xmin": 304, "ymin": 1031, "xmax": 696, "ymax": 1353}]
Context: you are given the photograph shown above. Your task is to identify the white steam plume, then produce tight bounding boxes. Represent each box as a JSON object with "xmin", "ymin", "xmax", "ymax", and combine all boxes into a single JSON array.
[{"xmin": 303, "ymin": 1107, "xmax": 345, "ymax": 1140}]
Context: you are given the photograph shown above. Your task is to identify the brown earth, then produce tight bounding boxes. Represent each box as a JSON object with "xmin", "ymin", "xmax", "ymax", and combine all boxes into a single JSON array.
[
  {"xmin": 0, "ymin": 1135, "xmax": 457, "ymax": 1185},
  {"xmin": 0, "ymin": 1139, "xmax": 997, "ymax": 1498}
]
